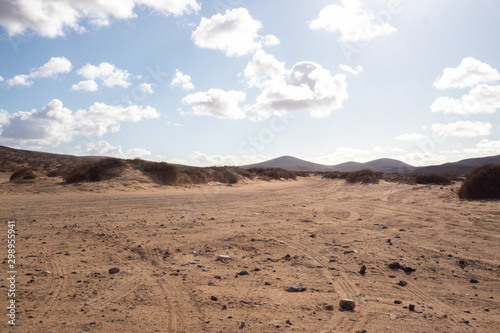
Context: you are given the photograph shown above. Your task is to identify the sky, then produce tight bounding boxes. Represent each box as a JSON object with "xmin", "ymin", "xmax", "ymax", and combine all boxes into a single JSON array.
[{"xmin": 0, "ymin": 0, "xmax": 499, "ymax": 167}]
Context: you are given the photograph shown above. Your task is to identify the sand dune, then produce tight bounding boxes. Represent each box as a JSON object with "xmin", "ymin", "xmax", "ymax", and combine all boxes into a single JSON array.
[{"xmin": 1, "ymin": 173, "xmax": 499, "ymax": 332}]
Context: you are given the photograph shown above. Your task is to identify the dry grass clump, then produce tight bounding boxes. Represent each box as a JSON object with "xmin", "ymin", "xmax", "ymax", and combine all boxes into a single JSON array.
[
  {"xmin": 138, "ymin": 161, "xmax": 179, "ymax": 185},
  {"xmin": 345, "ymin": 169, "xmax": 382, "ymax": 184},
  {"xmin": 458, "ymin": 164, "xmax": 500, "ymax": 200},
  {"xmin": 321, "ymin": 171, "xmax": 349, "ymax": 180},
  {"xmin": 180, "ymin": 167, "xmax": 253, "ymax": 185},
  {"xmin": 415, "ymin": 174, "xmax": 452, "ymax": 185},
  {"xmin": 248, "ymin": 168, "xmax": 297, "ymax": 181},
  {"xmin": 64, "ymin": 158, "xmax": 127, "ymax": 184},
  {"xmin": 9, "ymin": 168, "xmax": 41, "ymax": 181}
]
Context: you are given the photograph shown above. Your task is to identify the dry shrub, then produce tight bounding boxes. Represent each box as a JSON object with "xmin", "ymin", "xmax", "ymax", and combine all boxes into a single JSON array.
[
  {"xmin": 321, "ymin": 171, "xmax": 349, "ymax": 180},
  {"xmin": 458, "ymin": 164, "xmax": 500, "ymax": 200},
  {"xmin": 248, "ymin": 168, "xmax": 297, "ymax": 181},
  {"xmin": 140, "ymin": 161, "xmax": 179, "ymax": 185},
  {"xmin": 415, "ymin": 174, "xmax": 451, "ymax": 185},
  {"xmin": 10, "ymin": 168, "xmax": 39, "ymax": 181},
  {"xmin": 345, "ymin": 169, "xmax": 382, "ymax": 184},
  {"xmin": 64, "ymin": 158, "xmax": 127, "ymax": 184}
]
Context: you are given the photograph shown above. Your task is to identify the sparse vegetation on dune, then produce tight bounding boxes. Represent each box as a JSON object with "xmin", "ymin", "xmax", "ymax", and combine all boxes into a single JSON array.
[
  {"xmin": 346, "ymin": 169, "xmax": 383, "ymax": 184},
  {"xmin": 414, "ymin": 174, "xmax": 452, "ymax": 185},
  {"xmin": 9, "ymin": 168, "xmax": 41, "ymax": 181},
  {"xmin": 247, "ymin": 168, "xmax": 298, "ymax": 181},
  {"xmin": 458, "ymin": 164, "xmax": 500, "ymax": 200},
  {"xmin": 321, "ymin": 171, "xmax": 349, "ymax": 180},
  {"xmin": 64, "ymin": 158, "xmax": 127, "ymax": 184}
]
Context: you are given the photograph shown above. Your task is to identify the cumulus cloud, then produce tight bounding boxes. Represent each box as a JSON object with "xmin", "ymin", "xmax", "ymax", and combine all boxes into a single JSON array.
[
  {"xmin": 250, "ymin": 61, "xmax": 348, "ymax": 119},
  {"xmin": 71, "ymin": 79, "xmax": 99, "ymax": 92},
  {"xmin": 339, "ymin": 64, "xmax": 363, "ymax": 75},
  {"xmin": 138, "ymin": 83, "xmax": 154, "ymax": 95},
  {"xmin": 0, "ymin": 99, "xmax": 159, "ymax": 148},
  {"xmin": 309, "ymin": 0, "xmax": 396, "ymax": 42},
  {"xmin": 74, "ymin": 141, "xmax": 124, "ymax": 157},
  {"xmin": 394, "ymin": 133, "xmax": 428, "ymax": 141},
  {"xmin": 0, "ymin": 0, "xmax": 200, "ymax": 38},
  {"xmin": 170, "ymin": 70, "xmax": 194, "ymax": 90},
  {"xmin": 7, "ymin": 56, "xmax": 72, "ymax": 87},
  {"xmin": 243, "ymin": 50, "xmax": 286, "ymax": 88},
  {"xmin": 189, "ymin": 151, "xmax": 270, "ymax": 167},
  {"xmin": 431, "ymin": 121, "xmax": 491, "ymax": 138},
  {"xmin": 464, "ymin": 139, "xmax": 500, "ymax": 156},
  {"xmin": 192, "ymin": 8, "xmax": 279, "ymax": 57},
  {"xmin": 181, "ymin": 88, "xmax": 246, "ymax": 119},
  {"xmin": 0, "ymin": 109, "xmax": 10, "ymax": 124},
  {"xmin": 431, "ymin": 84, "xmax": 500, "ymax": 115},
  {"xmin": 316, "ymin": 146, "xmax": 385, "ymax": 165},
  {"xmin": 433, "ymin": 57, "xmax": 500, "ymax": 90},
  {"xmin": 76, "ymin": 62, "xmax": 131, "ymax": 89},
  {"xmin": 0, "ymin": 76, "xmax": 4, "ymax": 82}
]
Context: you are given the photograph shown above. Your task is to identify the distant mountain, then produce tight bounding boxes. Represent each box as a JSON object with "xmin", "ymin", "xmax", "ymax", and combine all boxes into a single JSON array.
[
  {"xmin": 241, "ymin": 155, "xmax": 330, "ymax": 171},
  {"xmin": 241, "ymin": 154, "xmax": 500, "ymax": 174},
  {"xmin": 414, "ymin": 155, "xmax": 500, "ymax": 175}
]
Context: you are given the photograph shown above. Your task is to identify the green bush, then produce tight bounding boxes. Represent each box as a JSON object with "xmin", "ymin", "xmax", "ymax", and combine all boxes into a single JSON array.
[
  {"xmin": 458, "ymin": 164, "xmax": 500, "ymax": 200},
  {"xmin": 345, "ymin": 169, "xmax": 382, "ymax": 184},
  {"xmin": 415, "ymin": 174, "xmax": 451, "ymax": 185},
  {"xmin": 64, "ymin": 158, "xmax": 126, "ymax": 184}
]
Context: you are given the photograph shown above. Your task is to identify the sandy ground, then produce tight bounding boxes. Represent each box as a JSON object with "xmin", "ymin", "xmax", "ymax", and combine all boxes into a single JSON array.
[{"xmin": 1, "ymin": 173, "xmax": 499, "ymax": 332}]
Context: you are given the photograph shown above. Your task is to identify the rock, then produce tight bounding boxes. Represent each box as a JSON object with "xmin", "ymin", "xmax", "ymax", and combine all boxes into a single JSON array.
[
  {"xmin": 388, "ymin": 262, "xmax": 401, "ymax": 269},
  {"xmin": 398, "ymin": 280, "xmax": 408, "ymax": 287},
  {"xmin": 286, "ymin": 319, "xmax": 293, "ymax": 325},
  {"xmin": 470, "ymin": 279, "xmax": 479, "ymax": 284},
  {"xmin": 239, "ymin": 321, "xmax": 245, "ymax": 329},
  {"xmin": 344, "ymin": 250, "xmax": 358, "ymax": 254},
  {"xmin": 237, "ymin": 270, "xmax": 249, "ymax": 276},
  {"xmin": 409, "ymin": 304, "xmax": 415, "ymax": 312},
  {"xmin": 459, "ymin": 259, "xmax": 467, "ymax": 269},
  {"xmin": 394, "ymin": 300, "xmax": 402, "ymax": 304},
  {"xmin": 339, "ymin": 299, "xmax": 356, "ymax": 311},
  {"xmin": 265, "ymin": 282, "xmax": 271, "ymax": 286},
  {"xmin": 360, "ymin": 265, "xmax": 366, "ymax": 275},
  {"xmin": 216, "ymin": 255, "xmax": 231, "ymax": 262},
  {"xmin": 325, "ymin": 305, "xmax": 334, "ymax": 311},
  {"xmin": 210, "ymin": 296, "xmax": 218, "ymax": 301},
  {"xmin": 108, "ymin": 267, "xmax": 119, "ymax": 274},
  {"xmin": 402, "ymin": 266, "xmax": 416, "ymax": 273},
  {"xmin": 389, "ymin": 314, "xmax": 397, "ymax": 320},
  {"xmin": 287, "ymin": 284, "xmax": 306, "ymax": 292}
]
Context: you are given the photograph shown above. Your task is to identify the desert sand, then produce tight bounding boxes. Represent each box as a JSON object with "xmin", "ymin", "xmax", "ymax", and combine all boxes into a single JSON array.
[{"xmin": 1, "ymin": 173, "xmax": 499, "ymax": 332}]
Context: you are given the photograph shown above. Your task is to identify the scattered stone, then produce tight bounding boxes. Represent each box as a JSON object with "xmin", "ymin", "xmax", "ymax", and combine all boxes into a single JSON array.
[
  {"xmin": 287, "ymin": 284, "xmax": 306, "ymax": 293},
  {"xmin": 409, "ymin": 304, "xmax": 415, "ymax": 312},
  {"xmin": 210, "ymin": 296, "xmax": 218, "ymax": 301},
  {"xmin": 459, "ymin": 259, "xmax": 467, "ymax": 269},
  {"xmin": 360, "ymin": 265, "xmax": 366, "ymax": 275},
  {"xmin": 239, "ymin": 321, "xmax": 245, "ymax": 329},
  {"xmin": 339, "ymin": 299, "xmax": 356, "ymax": 311},
  {"xmin": 309, "ymin": 234, "xmax": 316, "ymax": 238},
  {"xmin": 389, "ymin": 314, "xmax": 397, "ymax": 320},
  {"xmin": 216, "ymin": 255, "xmax": 231, "ymax": 262},
  {"xmin": 470, "ymin": 279, "xmax": 479, "ymax": 284},
  {"xmin": 265, "ymin": 282, "xmax": 271, "ymax": 286},
  {"xmin": 237, "ymin": 270, "xmax": 249, "ymax": 276},
  {"xmin": 389, "ymin": 262, "xmax": 401, "ymax": 269},
  {"xmin": 398, "ymin": 280, "xmax": 408, "ymax": 287},
  {"xmin": 402, "ymin": 266, "xmax": 416, "ymax": 273},
  {"xmin": 286, "ymin": 319, "xmax": 293, "ymax": 325},
  {"xmin": 325, "ymin": 305, "xmax": 334, "ymax": 311},
  {"xmin": 108, "ymin": 267, "xmax": 119, "ymax": 274},
  {"xmin": 344, "ymin": 250, "xmax": 358, "ymax": 254},
  {"xmin": 394, "ymin": 300, "xmax": 402, "ymax": 304}
]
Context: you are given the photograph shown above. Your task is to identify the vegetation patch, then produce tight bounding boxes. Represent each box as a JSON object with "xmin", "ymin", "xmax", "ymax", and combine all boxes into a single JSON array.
[
  {"xmin": 458, "ymin": 164, "xmax": 500, "ymax": 200},
  {"xmin": 64, "ymin": 158, "xmax": 127, "ymax": 184},
  {"xmin": 345, "ymin": 169, "xmax": 382, "ymax": 184},
  {"xmin": 248, "ymin": 168, "xmax": 298, "ymax": 181},
  {"xmin": 10, "ymin": 168, "xmax": 41, "ymax": 182},
  {"xmin": 415, "ymin": 174, "xmax": 452, "ymax": 185}
]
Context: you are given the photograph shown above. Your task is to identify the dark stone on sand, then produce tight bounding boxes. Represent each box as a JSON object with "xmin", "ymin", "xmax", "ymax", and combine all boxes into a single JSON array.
[
  {"xmin": 339, "ymin": 299, "xmax": 356, "ymax": 310},
  {"xmin": 237, "ymin": 270, "xmax": 249, "ymax": 276},
  {"xmin": 389, "ymin": 262, "xmax": 401, "ymax": 269},
  {"xmin": 398, "ymin": 280, "xmax": 408, "ymax": 287},
  {"xmin": 470, "ymin": 279, "xmax": 479, "ymax": 284},
  {"xmin": 287, "ymin": 284, "xmax": 306, "ymax": 292},
  {"xmin": 108, "ymin": 267, "xmax": 119, "ymax": 274},
  {"xmin": 325, "ymin": 305, "xmax": 334, "ymax": 311},
  {"xmin": 394, "ymin": 300, "xmax": 403, "ymax": 304},
  {"xmin": 210, "ymin": 296, "xmax": 218, "ymax": 301},
  {"xmin": 360, "ymin": 265, "xmax": 366, "ymax": 275},
  {"xmin": 409, "ymin": 304, "xmax": 415, "ymax": 311}
]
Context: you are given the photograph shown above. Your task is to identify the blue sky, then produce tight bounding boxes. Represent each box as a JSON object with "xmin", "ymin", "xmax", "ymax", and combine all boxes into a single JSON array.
[{"xmin": 0, "ymin": 0, "xmax": 499, "ymax": 166}]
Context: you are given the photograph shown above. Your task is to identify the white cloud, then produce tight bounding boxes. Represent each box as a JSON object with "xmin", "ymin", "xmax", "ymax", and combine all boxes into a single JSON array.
[
  {"xmin": 138, "ymin": 83, "xmax": 154, "ymax": 94},
  {"xmin": 71, "ymin": 80, "xmax": 99, "ymax": 92},
  {"xmin": 170, "ymin": 70, "xmax": 194, "ymax": 90},
  {"xmin": 464, "ymin": 139, "xmax": 500, "ymax": 156},
  {"xmin": 309, "ymin": 0, "xmax": 396, "ymax": 42},
  {"xmin": 433, "ymin": 57, "xmax": 500, "ymax": 90},
  {"xmin": 243, "ymin": 50, "xmax": 286, "ymax": 88},
  {"xmin": 77, "ymin": 62, "xmax": 131, "ymax": 88},
  {"xmin": 126, "ymin": 147, "xmax": 152, "ymax": 159},
  {"xmin": 431, "ymin": 121, "xmax": 491, "ymax": 138},
  {"xmin": 182, "ymin": 88, "xmax": 246, "ymax": 119},
  {"xmin": 0, "ymin": 109, "xmax": 10, "ymax": 124},
  {"xmin": 0, "ymin": 0, "xmax": 200, "ymax": 38},
  {"xmin": 0, "ymin": 76, "xmax": 4, "ymax": 82},
  {"xmin": 191, "ymin": 8, "xmax": 279, "ymax": 57},
  {"xmin": 431, "ymin": 84, "xmax": 500, "ymax": 115},
  {"xmin": 394, "ymin": 133, "xmax": 428, "ymax": 141},
  {"xmin": 250, "ymin": 61, "xmax": 348, "ymax": 119},
  {"xmin": 316, "ymin": 146, "xmax": 386, "ymax": 165},
  {"xmin": 339, "ymin": 64, "xmax": 363, "ymax": 75},
  {"xmin": 8, "ymin": 56, "xmax": 72, "ymax": 87},
  {"xmin": 75, "ymin": 141, "xmax": 124, "ymax": 157},
  {"xmin": 0, "ymin": 99, "xmax": 159, "ymax": 147},
  {"xmin": 189, "ymin": 151, "xmax": 270, "ymax": 167}
]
